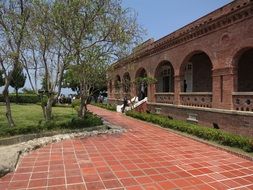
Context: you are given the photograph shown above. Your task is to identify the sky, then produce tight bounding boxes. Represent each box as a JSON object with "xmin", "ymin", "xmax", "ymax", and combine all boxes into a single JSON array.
[{"xmin": 122, "ymin": 0, "xmax": 232, "ymax": 41}]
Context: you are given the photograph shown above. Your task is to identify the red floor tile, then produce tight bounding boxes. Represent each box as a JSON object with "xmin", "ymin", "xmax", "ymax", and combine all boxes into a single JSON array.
[
  {"xmin": 8, "ymin": 180, "xmax": 29, "ymax": 190},
  {"xmin": 48, "ymin": 177, "xmax": 65, "ymax": 186},
  {"xmin": 86, "ymin": 181, "xmax": 104, "ymax": 190},
  {"xmin": 28, "ymin": 179, "xmax": 47, "ymax": 188},
  {"xmin": 135, "ymin": 176, "xmax": 153, "ymax": 184},
  {"xmin": 12, "ymin": 173, "xmax": 31, "ymax": 181},
  {"xmin": 115, "ymin": 171, "xmax": 132, "ymax": 178},
  {"xmin": 66, "ymin": 176, "xmax": 83, "ymax": 184},
  {"xmin": 48, "ymin": 185, "xmax": 66, "ymax": 190},
  {"xmin": 158, "ymin": 181, "xmax": 178, "ymax": 189},
  {"xmin": 126, "ymin": 185, "xmax": 144, "ymax": 190},
  {"xmin": 67, "ymin": 183, "xmax": 86, "ymax": 190},
  {"xmin": 102, "ymin": 179, "xmax": 122, "ymax": 189},
  {"xmin": 120, "ymin": 178, "xmax": 139, "ymax": 187}
]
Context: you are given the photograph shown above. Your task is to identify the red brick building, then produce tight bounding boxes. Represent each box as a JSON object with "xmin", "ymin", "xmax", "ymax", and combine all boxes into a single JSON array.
[{"xmin": 107, "ymin": 0, "xmax": 253, "ymax": 137}]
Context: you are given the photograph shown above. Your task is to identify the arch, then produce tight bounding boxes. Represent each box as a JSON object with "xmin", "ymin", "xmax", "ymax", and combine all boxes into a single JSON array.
[
  {"xmin": 135, "ymin": 67, "xmax": 147, "ymax": 78},
  {"xmin": 135, "ymin": 67, "xmax": 148, "ymax": 100},
  {"xmin": 114, "ymin": 75, "xmax": 121, "ymax": 92},
  {"xmin": 180, "ymin": 51, "xmax": 213, "ymax": 92},
  {"xmin": 155, "ymin": 61, "xmax": 174, "ymax": 92},
  {"xmin": 233, "ymin": 47, "xmax": 253, "ymax": 92},
  {"xmin": 122, "ymin": 72, "xmax": 131, "ymax": 93}
]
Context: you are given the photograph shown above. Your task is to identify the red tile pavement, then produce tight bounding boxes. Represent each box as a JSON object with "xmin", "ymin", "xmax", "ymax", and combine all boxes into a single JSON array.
[{"xmin": 1, "ymin": 105, "xmax": 253, "ymax": 190}]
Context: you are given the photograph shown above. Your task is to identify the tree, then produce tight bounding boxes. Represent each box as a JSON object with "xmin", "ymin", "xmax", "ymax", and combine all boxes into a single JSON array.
[
  {"xmin": 0, "ymin": 0, "xmax": 30, "ymax": 127},
  {"xmin": 21, "ymin": 1, "xmax": 70, "ymax": 121},
  {"xmin": 0, "ymin": 69, "xmax": 4, "ymax": 87},
  {"xmin": 62, "ymin": 70, "xmax": 80, "ymax": 94},
  {"xmin": 10, "ymin": 66, "xmax": 26, "ymax": 103},
  {"xmin": 68, "ymin": 46, "xmax": 109, "ymax": 115},
  {"xmin": 53, "ymin": 0, "xmax": 144, "ymax": 117}
]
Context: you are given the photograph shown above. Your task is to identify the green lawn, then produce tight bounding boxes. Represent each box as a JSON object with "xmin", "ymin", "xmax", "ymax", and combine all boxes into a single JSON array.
[{"xmin": 0, "ymin": 104, "xmax": 75, "ymax": 128}]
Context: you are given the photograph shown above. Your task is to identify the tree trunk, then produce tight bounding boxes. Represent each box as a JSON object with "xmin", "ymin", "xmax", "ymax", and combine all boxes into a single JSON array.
[
  {"xmin": 45, "ymin": 105, "xmax": 52, "ymax": 121},
  {"xmin": 41, "ymin": 105, "xmax": 46, "ymax": 119},
  {"xmin": 45, "ymin": 97, "xmax": 54, "ymax": 121},
  {"xmin": 15, "ymin": 88, "xmax": 18, "ymax": 104},
  {"xmin": 78, "ymin": 96, "xmax": 85, "ymax": 118},
  {"xmin": 3, "ymin": 89, "xmax": 15, "ymax": 127}
]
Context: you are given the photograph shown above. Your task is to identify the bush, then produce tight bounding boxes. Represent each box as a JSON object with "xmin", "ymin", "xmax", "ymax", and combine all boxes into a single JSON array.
[
  {"xmin": 72, "ymin": 99, "xmax": 81, "ymax": 112},
  {"xmin": 64, "ymin": 112, "xmax": 103, "ymax": 128},
  {"xmin": 91, "ymin": 102, "xmax": 116, "ymax": 111},
  {"xmin": 126, "ymin": 111, "xmax": 253, "ymax": 152},
  {"xmin": 0, "ymin": 93, "xmax": 40, "ymax": 103},
  {"xmin": 38, "ymin": 111, "xmax": 103, "ymax": 130}
]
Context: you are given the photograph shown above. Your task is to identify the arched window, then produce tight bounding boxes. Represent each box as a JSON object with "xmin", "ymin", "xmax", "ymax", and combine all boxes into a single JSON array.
[
  {"xmin": 122, "ymin": 72, "xmax": 131, "ymax": 93},
  {"xmin": 114, "ymin": 75, "xmax": 121, "ymax": 92},
  {"xmin": 180, "ymin": 52, "xmax": 212, "ymax": 92},
  {"xmin": 135, "ymin": 68, "xmax": 148, "ymax": 100},
  {"xmin": 155, "ymin": 61, "xmax": 174, "ymax": 92},
  {"xmin": 237, "ymin": 48, "xmax": 253, "ymax": 92}
]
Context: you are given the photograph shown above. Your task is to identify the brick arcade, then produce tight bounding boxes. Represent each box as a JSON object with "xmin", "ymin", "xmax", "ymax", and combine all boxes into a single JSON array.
[{"xmin": 107, "ymin": 0, "xmax": 253, "ymax": 137}]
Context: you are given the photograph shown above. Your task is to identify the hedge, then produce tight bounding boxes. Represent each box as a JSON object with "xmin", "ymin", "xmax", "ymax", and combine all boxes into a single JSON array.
[
  {"xmin": 0, "ymin": 112, "xmax": 103, "ymax": 137},
  {"xmin": 0, "ymin": 94, "xmax": 40, "ymax": 104},
  {"xmin": 126, "ymin": 111, "xmax": 253, "ymax": 152},
  {"xmin": 91, "ymin": 102, "xmax": 116, "ymax": 111}
]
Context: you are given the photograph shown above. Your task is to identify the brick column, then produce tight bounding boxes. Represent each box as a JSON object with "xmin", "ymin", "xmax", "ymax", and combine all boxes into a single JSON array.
[
  {"xmin": 212, "ymin": 67, "xmax": 235, "ymax": 109},
  {"xmin": 174, "ymin": 75, "xmax": 183, "ymax": 105},
  {"xmin": 148, "ymin": 83, "xmax": 156, "ymax": 102}
]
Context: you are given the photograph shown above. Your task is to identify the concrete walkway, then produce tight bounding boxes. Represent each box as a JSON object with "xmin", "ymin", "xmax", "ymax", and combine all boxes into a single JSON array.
[{"xmin": 0, "ymin": 105, "xmax": 253, "ymax": 190}]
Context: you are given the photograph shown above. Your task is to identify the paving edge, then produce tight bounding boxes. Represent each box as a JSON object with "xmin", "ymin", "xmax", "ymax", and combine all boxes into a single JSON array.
[{"xmin": 124, "ymin": 114, "xmax": 253, "ymax": 162}]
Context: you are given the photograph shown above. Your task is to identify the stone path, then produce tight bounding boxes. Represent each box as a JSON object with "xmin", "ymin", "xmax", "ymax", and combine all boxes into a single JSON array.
[{"xmin": 0, "ymin": 105, "xmax": 253, "ymax": 190}]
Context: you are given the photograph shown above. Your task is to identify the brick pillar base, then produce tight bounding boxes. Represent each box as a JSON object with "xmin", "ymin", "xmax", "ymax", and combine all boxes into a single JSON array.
[{"xmin": 212, "ymin": 68, "xmax": 235, "ymax": 110}]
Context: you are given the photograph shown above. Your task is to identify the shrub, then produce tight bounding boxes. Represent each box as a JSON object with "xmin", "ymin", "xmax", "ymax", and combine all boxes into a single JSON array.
[
  {"xmin": 0, "ymin": 93, "xmax": 40, "ymax": 103},
  {"xmin": 72, "ymin": 99, "xmax": 81, "ymax": 112},
  {"xmin": 64, "ymin": 113, "xmax": 103, "ymax": 129},
  {"xmin": 126, "ymin": 111, "xmax": 253, "ymax": 152},
  {"xmin": 38, "ymin": 111, "xmax": 103, "ymax": 130}
]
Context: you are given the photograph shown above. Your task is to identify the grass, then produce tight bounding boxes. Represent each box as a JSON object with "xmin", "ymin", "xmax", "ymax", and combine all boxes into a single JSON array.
[
  {"xmin": 0, "ymin": 104, "xmax": 103, "ymax": 137},
  {"xmin": 0, "ymin": 104, "xmax": 75, "ymax": 128}
]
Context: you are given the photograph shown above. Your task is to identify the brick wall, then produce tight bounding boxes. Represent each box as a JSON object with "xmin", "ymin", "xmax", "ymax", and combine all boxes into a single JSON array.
[
  {"xmin": 148, "ymin": 103, "xmax": 253, "ymax": 137},
  {"xmin": 134, "ymin": 102, "xmax": 147, "ymax": 113}
]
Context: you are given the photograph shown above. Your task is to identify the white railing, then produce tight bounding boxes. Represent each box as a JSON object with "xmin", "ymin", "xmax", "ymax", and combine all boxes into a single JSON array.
[{"xmin": 116, "ymin": 97, "xmax": 147, "ymax": 112}]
